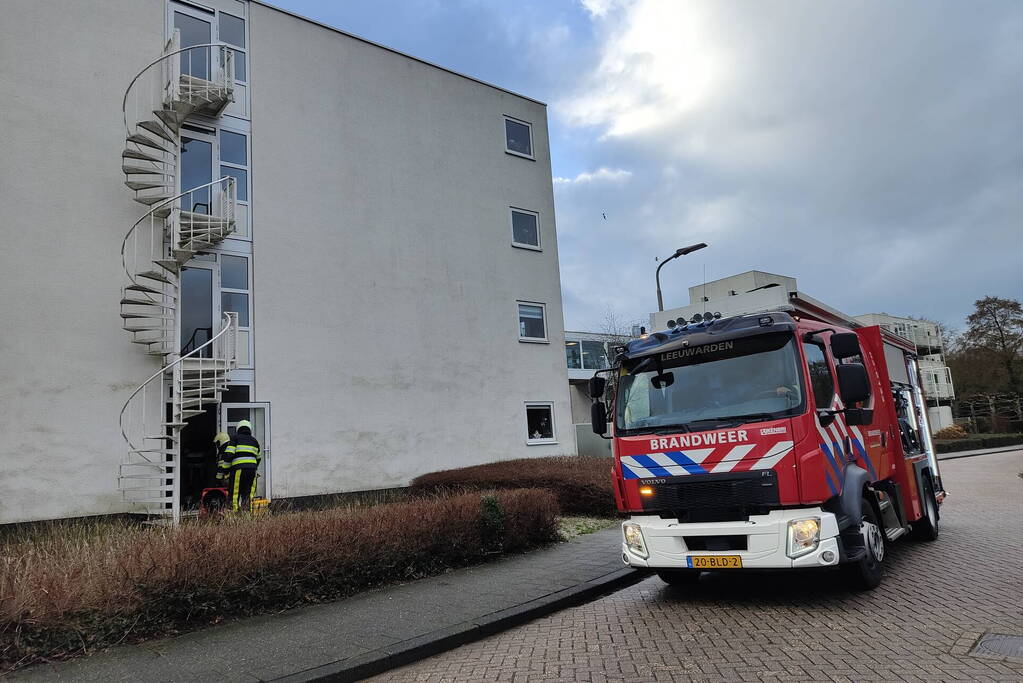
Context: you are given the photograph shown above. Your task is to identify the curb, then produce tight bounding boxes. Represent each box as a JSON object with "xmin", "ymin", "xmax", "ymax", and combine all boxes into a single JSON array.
[
  {"xmin": 272, "ymin": 567, "xmax": 647, "ymax": 682},
  {"xmin": 937, "ymin": 446, "xmax": 1023, "ymax": 461}
]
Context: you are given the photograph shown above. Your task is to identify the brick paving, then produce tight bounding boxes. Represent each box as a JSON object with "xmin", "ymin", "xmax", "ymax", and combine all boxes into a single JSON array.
[{"xmin": 381, "ymin": 450, "xmax": 1023, "ymax": 682}]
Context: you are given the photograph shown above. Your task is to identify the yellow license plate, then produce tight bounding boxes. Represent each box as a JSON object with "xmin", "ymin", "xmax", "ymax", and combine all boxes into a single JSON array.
[{"xmin": 687, "ymin": 555, "xmax": 742, "ymax": 569}]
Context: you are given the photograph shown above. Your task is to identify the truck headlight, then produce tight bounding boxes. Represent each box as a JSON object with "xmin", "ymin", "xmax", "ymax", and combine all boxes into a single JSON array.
[
  {"xmin": 786, "ymin": 517, "xmax": 820, "ymax": 558},
  {"xmin": 623, "ymin": 522, "xmax": 648, "ymax": 559}
]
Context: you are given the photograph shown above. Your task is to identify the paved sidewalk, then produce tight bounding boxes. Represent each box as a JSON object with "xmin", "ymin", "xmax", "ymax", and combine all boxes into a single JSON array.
[
  {"xmin": 14, "ymin": 527, "xmax": 637, "ymax": 682},
  {"xmin": 937, "ymin": 444, "xmax": 1022, "ymax": 460}
]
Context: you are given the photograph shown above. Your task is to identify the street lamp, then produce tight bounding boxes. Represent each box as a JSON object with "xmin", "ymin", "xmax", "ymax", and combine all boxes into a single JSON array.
[{"xmin": 656, "ymin": 243, "xmax": 707, "ymax": 312}]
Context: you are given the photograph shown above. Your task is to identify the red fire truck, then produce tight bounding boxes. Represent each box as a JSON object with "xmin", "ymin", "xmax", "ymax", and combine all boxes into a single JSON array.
[{"xmin": 589, "ymin": 298, "xmax": 945, "ymax": 590}]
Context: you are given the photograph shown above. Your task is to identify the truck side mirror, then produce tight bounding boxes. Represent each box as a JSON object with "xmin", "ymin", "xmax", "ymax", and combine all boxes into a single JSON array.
[
  {"xmin": 830, "ymin": 332, "xmax": 862, "ymax": 360},
  {"xmin": 844, "ymin": 408, "xmax": 874, "ymax": 426},
  {"xmin": 591, "ymin": 402, "xmax": 608, "ymax": 435},
  {"xmin": 837, "ymin": 363, "xmax": 871, "ymax": 405},
  {"xmin": 588, "ymin": 375, "xmax": 606, "ymax": 400}
]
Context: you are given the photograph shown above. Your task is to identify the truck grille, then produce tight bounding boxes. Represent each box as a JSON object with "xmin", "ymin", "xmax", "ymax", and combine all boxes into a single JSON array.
[{"xmin": 643, "ymin": 470, "xmax": 780, "ymax": 523}]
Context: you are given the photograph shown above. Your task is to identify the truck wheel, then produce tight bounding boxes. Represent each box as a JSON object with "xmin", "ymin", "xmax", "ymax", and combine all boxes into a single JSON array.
[
  {"xmin": 843, "ymin": 496, "xmax": 885, "ymax": 591},
  {"xmin": 910, "ymin": 478, "xmax": 939, "ymax": 542},
  {"xmin": 657, "ymin": 569, "xmax": 701, "ymax": 586}
]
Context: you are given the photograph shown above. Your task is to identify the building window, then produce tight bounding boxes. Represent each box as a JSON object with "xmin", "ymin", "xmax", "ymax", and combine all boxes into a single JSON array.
[
  {"xmin": 565, "ymin": 341, "xmax": 582, "ymax": 369},
  {"xmin": 219, "ymin": 12, "xmax": 247, "ymax": 82},
  {"xmin": 525, "ymin": 403, "xmax": 556, "ymax": 444},
  {"xmin": 566, "ymin": 340, "xmax": 610, "ymax": 370},
  {"xmin": 518, "ymin": 302, "xmax": 547, "ymax": 342},
  {"xmin": 803, "ymin": 343, "xmax": 834, "ymax": 409},
  {"xmin": 510, "ymin": 208, "xmax": 540, "ymax": 250},
  {"xmin": 504, "ymin": 116, "xmax": 533, "ymax": 158},
  {"xmin": 221, "ymin": 254, "xmax": 251, "ymax": 327}
]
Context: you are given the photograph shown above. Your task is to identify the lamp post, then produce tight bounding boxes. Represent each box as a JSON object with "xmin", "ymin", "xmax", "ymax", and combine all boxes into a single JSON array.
[{"xmin": 656, "ymin": 243, "xmax": 707, "ymax": 312}]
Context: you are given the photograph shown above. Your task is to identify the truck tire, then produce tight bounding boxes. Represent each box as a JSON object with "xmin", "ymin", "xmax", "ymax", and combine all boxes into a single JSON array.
[
  {"xmin": 842, "ymin": 496, "xmax": 885, "ymax": 591},
  {"xmin": 910, "ymin": 478, "xmax": 939, "ymax": 542},
  {"xmin": 657, "ymin": 569, "xmax": 701, "ymax": 586}
]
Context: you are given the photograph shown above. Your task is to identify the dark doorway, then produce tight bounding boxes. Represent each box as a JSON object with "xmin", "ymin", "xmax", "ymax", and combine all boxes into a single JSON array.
[{"xmin": 180, "ymin": 403, "xmax": 218, "ymax": 509}]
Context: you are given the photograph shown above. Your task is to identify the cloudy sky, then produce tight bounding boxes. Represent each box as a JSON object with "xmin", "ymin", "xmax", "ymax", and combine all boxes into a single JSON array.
[{"xmin": 276, "ymin": 0, "xmax": 1023, "ymax": 333}]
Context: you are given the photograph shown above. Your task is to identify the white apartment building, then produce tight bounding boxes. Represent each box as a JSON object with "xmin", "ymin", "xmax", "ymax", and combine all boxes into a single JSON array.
[
  {"xmin": 564, "ymin": 331, "xmax": 617, "ymax": 456},
  {"xmin": 0, "ymin": 0, "xmax": 572, "ymax": 524},
  {"xmin": 852, "ymin": 313, "xmax": 955, "ymax": 407},
  {"xmin": 650, "ymin": 271, "xmax": 955, "ymax": 431}
]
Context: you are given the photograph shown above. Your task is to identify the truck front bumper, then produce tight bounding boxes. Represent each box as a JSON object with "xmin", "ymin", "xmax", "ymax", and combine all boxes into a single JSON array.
[{"xmin": 622, "ymin": 508, "xmax": 842, "ymax": 570}]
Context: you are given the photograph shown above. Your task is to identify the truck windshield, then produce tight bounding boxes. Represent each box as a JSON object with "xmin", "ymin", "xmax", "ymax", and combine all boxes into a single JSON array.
[{"xmin": 616, "ymin": 332, "xmax": 804, "ymax": 434}]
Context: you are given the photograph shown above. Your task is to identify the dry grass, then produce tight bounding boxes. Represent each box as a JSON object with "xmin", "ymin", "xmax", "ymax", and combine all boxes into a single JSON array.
[
  {"xmin": 0, "ymin": 489, "xmax": 558, "ymax": 671},
  {"xmin": 410, "ymin": 456, "xmax": 616, "ymax": 518}
]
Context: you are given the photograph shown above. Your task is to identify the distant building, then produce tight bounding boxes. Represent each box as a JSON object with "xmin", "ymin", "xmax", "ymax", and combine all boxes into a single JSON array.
[
  {"xmin": 564, "ymin": 331, "xmax": 620, "ymax": 456},
  {"xmin": 853, "ymin": 314, "xmax": 955, "ymax": 407}
]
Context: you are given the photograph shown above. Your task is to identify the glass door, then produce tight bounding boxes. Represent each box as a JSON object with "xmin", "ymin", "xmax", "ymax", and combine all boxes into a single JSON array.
[
  {"xmin": 180, "ymin": 130, "xmax": 215, "ymax": 213},
  {"xmin": 173, "ymin": 6, "xmax": 213, "ymax": 81},
  {"xmin": 220, "ymin": 403, "xmax": 271, "ymax": 498},
  {"xmin": 180, "ymin": 261, "xmax": 218, "ymax": 357}
]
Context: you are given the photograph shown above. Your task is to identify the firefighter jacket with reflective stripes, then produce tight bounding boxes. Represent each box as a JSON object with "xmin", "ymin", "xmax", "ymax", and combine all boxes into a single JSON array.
[
  {"xmin": 225, "ymin": 432, "xmax": 261, "ymax": 469},
  {"xmin": 216, "ymin": 442, "xmax": 233, "ymax": 480}
]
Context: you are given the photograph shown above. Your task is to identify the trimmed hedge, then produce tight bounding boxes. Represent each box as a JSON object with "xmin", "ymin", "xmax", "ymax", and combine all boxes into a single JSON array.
[
  {"xmin": 0, "ymin": 489, "xmax": 558, "ymax": 672},
  {"xmin": 411, "ymin": 456, "xmax": 616, "ymax": 518},
  {"xmin": 933, "ymin": 433, "xmax": 1023, "ymax": 453}
]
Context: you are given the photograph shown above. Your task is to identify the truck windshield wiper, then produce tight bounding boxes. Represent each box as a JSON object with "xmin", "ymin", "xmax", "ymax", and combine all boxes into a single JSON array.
[
  {"xmin": 687, "ymin": 413, "xmax": 776, "ymax": 428},
  {"xmin": 651, "ymin": 424, "xmax": 691, "ymax": 434}
]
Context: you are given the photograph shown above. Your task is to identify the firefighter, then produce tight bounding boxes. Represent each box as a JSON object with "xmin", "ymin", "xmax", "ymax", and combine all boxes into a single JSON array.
[
  {"xmin": 213, "ymin": 432, "xmax": 231, "ymax": 487},
  {"xmin": 225, "ymin": 420, "xmax": 261, "ymax": 512}
]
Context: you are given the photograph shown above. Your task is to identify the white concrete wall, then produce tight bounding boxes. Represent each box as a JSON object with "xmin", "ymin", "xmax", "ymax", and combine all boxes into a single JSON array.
[
  {"xmin": 249, "ymin": 6, "xmax": 573, "ymax": 497},
  {"xmin": 0, "ymin": 0, "xmax": 166, "ymax": 523}
]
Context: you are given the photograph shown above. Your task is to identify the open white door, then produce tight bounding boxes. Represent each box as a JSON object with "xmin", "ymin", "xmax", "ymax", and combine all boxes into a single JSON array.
[{"xmin": 221, "ymin": 402, "xmax": 271, "ymax": 499}]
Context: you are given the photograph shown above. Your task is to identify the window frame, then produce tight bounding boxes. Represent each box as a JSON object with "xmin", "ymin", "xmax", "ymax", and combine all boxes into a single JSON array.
[
  {"xmin": 503, "ymin": 115, "xmax": 535, "ymax": 160},
  {"xmin": 517, "ymin": 301, "xmax": 549, "ymax": 343},
  {"xmin": 218, "ymin": 251, "xmax": 253, "ymax": 368},
  {"xmin": 509, "ymin": 207, "xmax": 541, "ymax": 251},
  {"xmin": 524, "ymin": 401, "xmax": 557, "ymax": 445}
]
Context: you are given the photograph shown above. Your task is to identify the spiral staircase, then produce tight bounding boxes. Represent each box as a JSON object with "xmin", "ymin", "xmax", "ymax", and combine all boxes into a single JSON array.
[{"xmin": 118, "ymin": 31, "xmax": 239, "ymax": 523}]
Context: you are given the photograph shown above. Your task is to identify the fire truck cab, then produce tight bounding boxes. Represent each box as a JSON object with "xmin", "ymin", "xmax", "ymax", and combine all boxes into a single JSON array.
[{"xmin": 590, "ymin": 300, "xmax": 945, "ymax": 590}]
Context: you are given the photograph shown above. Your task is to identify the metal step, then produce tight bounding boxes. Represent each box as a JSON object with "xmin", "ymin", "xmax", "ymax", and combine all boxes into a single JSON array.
[
  {"xmin": 180, "ymin": 387, "xmax": 224, "ymax": 397},
  {"xmin": 123, "ymin": 325, "xmax": 171, "ymax": 333},
  {"xmin": 125, "ymin": 283, "xmax": 164, "ymax": 294},
  {"xmin": 885, "ymin": 526, "xmax": 910, "ymax": 542},
  {"xmin": 136, "ymin": 270, "xmax": 175, "ymax": 285},
  {"xmin": 127, "ymin": 132, "xmax": 172, "ymax": 152},
  {"xmin": 123, "ymin": 164, "xmax": 173, "ymax": 177},
  {"xmin": 122, "ymin": 148, "xmax": 167, "ymax": 163},
  {"xmin": 120, "ymin": 297, "xmax": 173, "ymax": 307},
  {"xmin": 154, "ymin": 107, "xmax": 188, "ymax": 131},
  {"xmin": 154, "ymin": 259, "xmax": 180, "ymax": 273},
  {"xmin": 134, "ymin": 194, "xmax": 173, "ymax": 206},
  {"xmin": 179, "ymin": 409, "xmax": 206, "ymax": 419},
  {"xmin": 121, "ymin": 313, "xmax": 174, "ymax": 320},
  {"xmin": 163, "ymin": 421, "xmax": 189, "ymax": 428},
  {"xmin": 144, "ymin": 434, "xmax": 179, "ymax": 443},
  {"xmin": 138, "ymin": 119, "xmax": 177, "ymax": 143},
  {"xmin": 126, "ymin": 180, "xmax": 170, "ymax": 191}
]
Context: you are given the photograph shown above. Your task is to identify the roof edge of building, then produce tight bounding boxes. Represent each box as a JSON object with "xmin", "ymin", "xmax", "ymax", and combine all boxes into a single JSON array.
[{"xmin": 251, "ymin": 0, "xmax": 547, "ymax": 107}]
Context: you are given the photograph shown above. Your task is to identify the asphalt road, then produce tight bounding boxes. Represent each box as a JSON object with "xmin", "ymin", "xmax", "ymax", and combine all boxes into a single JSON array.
[{"xmin": 379, "ymin": 450, "xmax": 1023, "ymax": 682}]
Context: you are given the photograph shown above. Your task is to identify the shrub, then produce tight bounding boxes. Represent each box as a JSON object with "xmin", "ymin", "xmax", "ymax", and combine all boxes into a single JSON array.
[
  {"xmin": 0, "ymin": 489, "xmax": 558, "ymax": 672},
  {"xmin": 933, "ymin": 424, "xmax": 968, "ymax": 440},
  {"xmin": 410, "ymin": 456, "xmax": 616, "ymax": 518}
]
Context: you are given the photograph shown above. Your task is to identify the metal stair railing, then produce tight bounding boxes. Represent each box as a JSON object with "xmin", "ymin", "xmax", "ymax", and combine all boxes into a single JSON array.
[
  {"xmin": 119, "ymin": 176, "xmax": 236, "ymax": 356},
  {"xmin": 121, "ymin": 31, "xmax": 234, "ymax": 207},
  {"xmin": 119, "ymin": 312, "xmax": 238, "ymax": 523}
]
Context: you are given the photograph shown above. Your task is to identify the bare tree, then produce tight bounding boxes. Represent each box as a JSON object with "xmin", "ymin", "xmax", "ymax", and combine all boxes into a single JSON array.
[{"xmin": 962, "ymin": 296, "xmax": 1023, "ymax": 394}]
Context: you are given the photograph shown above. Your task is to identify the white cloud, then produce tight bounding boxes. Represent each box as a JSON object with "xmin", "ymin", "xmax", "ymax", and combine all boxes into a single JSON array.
[
  {"xmin": 578, "ymin": 0, "xmax": 626, "ymax": 19},
  {"xmin": 553, "ymin": 0, "xmax": 1023, "ymax": 330},
  {"xmin": 554, "ymin": 167, "xmax": 633, "ymax": 186}
]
